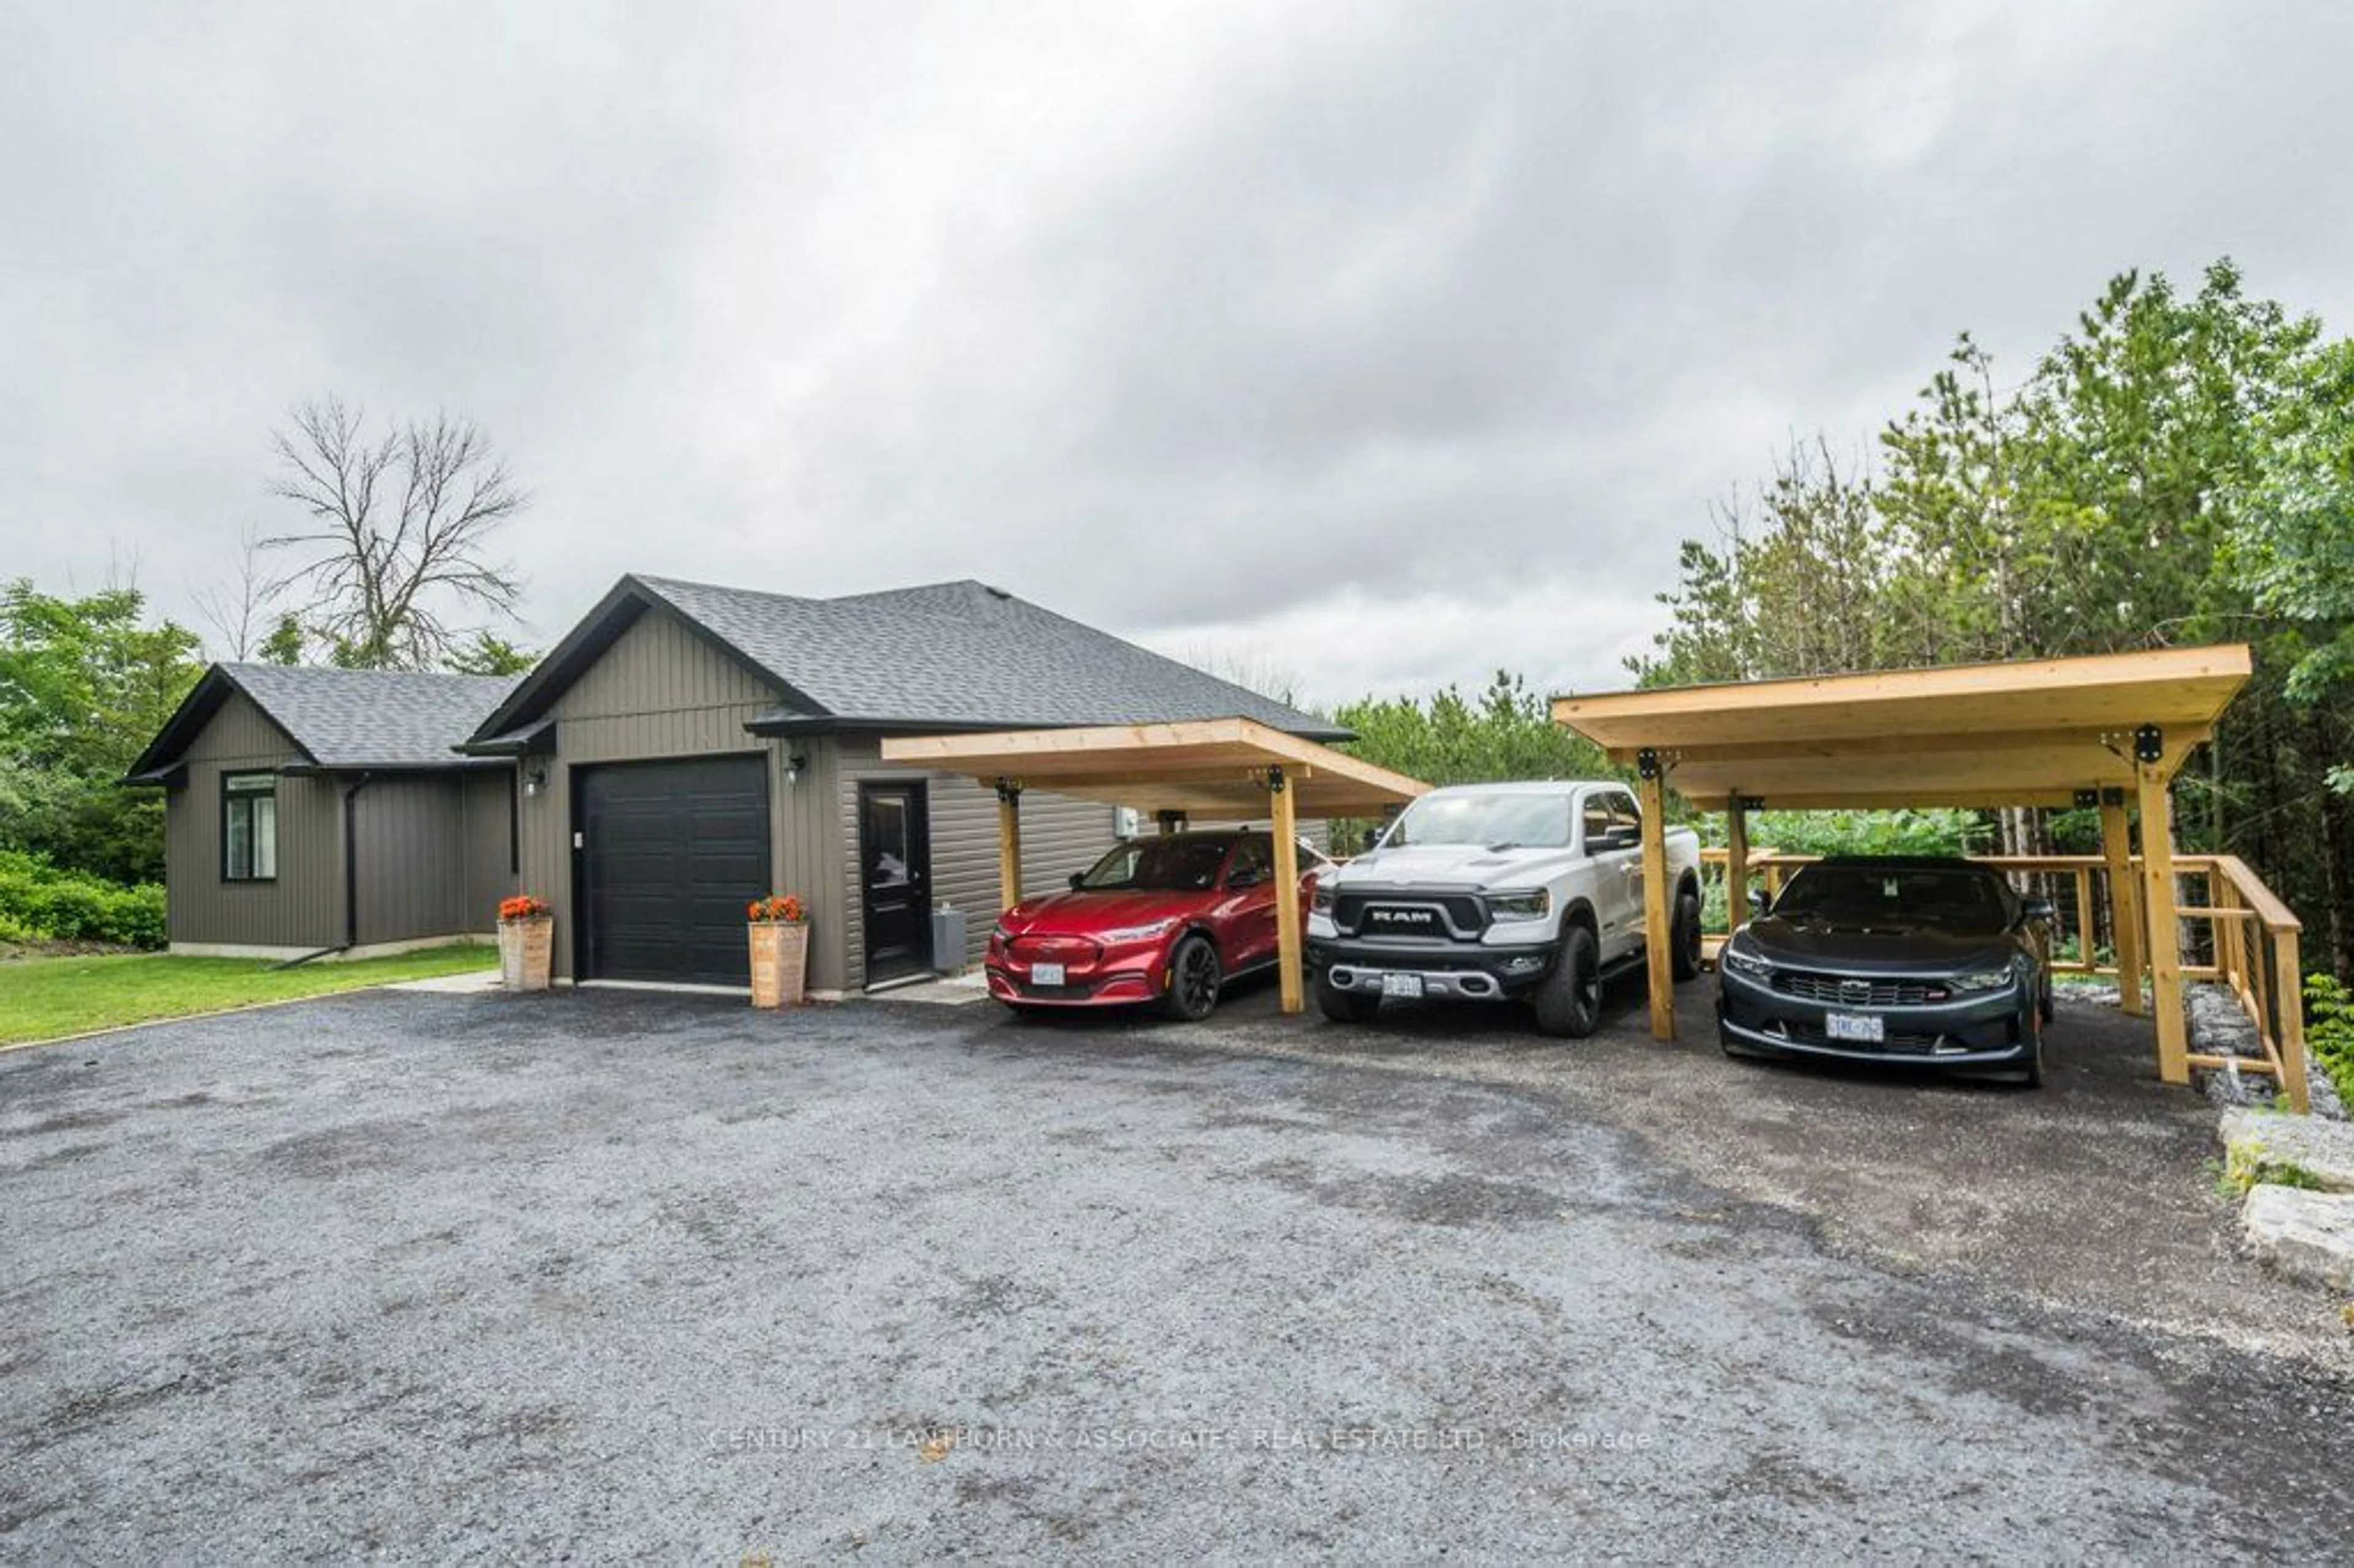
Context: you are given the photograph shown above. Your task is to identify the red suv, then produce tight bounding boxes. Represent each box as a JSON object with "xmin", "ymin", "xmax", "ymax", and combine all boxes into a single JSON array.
[{"xmin": 987, "ymin": 831, "xmax": 1332, "ymax": 1020}]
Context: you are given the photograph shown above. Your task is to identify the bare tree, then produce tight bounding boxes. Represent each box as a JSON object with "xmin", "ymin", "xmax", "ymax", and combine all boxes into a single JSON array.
[
  {"xmin": 192, "ymin": 522, "xmax": 277, "ymax": 660},
  {"xmin": 264, "ymin": 396, "xmax": 528, "ymax": 669}
]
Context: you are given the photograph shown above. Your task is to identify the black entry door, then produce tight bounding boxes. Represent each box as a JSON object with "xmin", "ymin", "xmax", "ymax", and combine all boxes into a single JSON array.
[
  {"xmin": 858, "ymin": 781, "xmax": 931, "ymax": 984},
  {"xmin": 578, "ymin": 756, "xmax": 770, "ymax": 985}
]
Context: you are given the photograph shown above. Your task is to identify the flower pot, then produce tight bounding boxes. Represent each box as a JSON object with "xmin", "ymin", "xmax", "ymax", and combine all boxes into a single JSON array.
[
  {"xmin": 749, "ymin": 919, "xmax": 810, "ymax": 1008},
  {"xmin": 499, "ymin": 915, "xmax": 554, "ymax": 992}
]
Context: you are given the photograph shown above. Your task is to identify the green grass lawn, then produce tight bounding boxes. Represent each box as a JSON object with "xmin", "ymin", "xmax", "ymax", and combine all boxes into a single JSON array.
[{"xmin": 0, "ymin": 944, "xmax": 498, "ymax": 1046}]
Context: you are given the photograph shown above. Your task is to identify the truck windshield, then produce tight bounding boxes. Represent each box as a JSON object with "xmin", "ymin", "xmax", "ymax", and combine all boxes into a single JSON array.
[{"xmin": 1385, "ymin": 793, "xmax": 1572, "ymax": 850}]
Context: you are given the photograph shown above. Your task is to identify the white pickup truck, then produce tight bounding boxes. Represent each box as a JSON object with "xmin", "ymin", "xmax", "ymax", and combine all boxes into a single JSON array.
[{"xmin": 1305, "ymin": 780, "xmax": 1704, "ymax": 1037}]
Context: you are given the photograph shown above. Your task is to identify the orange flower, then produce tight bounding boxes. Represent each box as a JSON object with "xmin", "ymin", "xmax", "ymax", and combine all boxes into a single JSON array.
[
  {"xmin": 749, "ymin": 893, "xmax": 806, "ymax": 924},
  {"xmin": 499, "ymin": 894, "xmax": 551, "ymax": 921}
]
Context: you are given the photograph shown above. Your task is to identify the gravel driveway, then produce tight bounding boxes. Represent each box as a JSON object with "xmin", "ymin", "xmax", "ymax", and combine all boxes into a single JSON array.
[{"xmin": 2, "ymin": 983, "xmax": 2348, "ymax": 1560}]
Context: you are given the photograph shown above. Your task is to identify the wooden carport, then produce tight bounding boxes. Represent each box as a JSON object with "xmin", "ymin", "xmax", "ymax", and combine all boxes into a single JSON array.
[
  {"xmin": 879, "ymin": 718, "xmax": 1428, "ymax": 1012},
  {"xmin": 1550, "ymin": 645, "xmax": 2256, "ymax": 1090}
]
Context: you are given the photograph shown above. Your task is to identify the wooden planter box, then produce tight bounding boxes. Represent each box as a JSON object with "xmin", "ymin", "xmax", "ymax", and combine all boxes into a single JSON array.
[
  {"xmin": 498, "ymin": 915, "xmax": 554, "ymax": 992},
  {"xmin": 749, "ymin": 920, "xmax": 810, "ymax": 1008}
]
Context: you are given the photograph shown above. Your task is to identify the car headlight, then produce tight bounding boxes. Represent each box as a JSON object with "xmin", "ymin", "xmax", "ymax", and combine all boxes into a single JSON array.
[
  {"xmin": 1720, "ymin": 940, "xmax": 1772, "ymax": 980},
  {"xmin": 1949, "ymin": 968, "xmax": 2016, "ymax": 993},
  {"xmin": 1486, "ymin": 889, "xmax": 1550, "ymax": 922},
  {"xmin": 1099, "ymin": 918, "xmax": 1181, "ymax": 944}
]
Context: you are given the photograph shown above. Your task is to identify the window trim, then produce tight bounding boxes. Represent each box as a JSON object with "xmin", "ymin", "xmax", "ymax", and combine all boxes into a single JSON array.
[{"xmin": 221, "ymin": 771, "xmax": 280, "ymax": 884}]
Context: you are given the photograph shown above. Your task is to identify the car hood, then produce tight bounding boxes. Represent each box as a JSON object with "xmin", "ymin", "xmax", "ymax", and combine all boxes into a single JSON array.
[
  {"xmin": 1331, "ymin": 843, "xmax": 1580, "ymax": 889},
  {"xmin": 1739, "ymin": 916, "xmax": 2017, "ymax": 973},
  {"xmin": 1002, "ymin": 888, "xmax": 1216, "ymax": 935}
]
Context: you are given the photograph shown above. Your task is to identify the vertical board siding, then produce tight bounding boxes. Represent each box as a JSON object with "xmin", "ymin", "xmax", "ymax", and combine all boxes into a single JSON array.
[
  {"xmin": 460, "ymin": 768, "xmax": 518, "ymax": 930},
  {"xmin": 514, "ymin": 606, "xmax": 791, "ymax": 981},
  {"xmin": 353, "ymin": 777, "xmax": 468, "ymax": 944},
  {"xmin": 833, "ymin": 736, "xmax": 1120, "ymax": 988},
  {"xmin": 164, "ymin": 691, "xmax": 343, "ymax": 949}
]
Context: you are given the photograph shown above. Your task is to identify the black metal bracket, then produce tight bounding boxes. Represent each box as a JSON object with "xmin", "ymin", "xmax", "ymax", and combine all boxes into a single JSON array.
[
  {"xmin": 994, "ymin": 777, "xmax": 1023, "ymax": 805},
  {"xmin": 1155, "ymin": 810, "xmax": 1187, "ymax": 834},
  {"xmin": 2074, "ymin": 789, "xmax": 2100, "ymax": 809},
  {"xmin": 1266, "ymin": 764, "xmax": 1287, "ymax": 795},
  {"xmin": 1636, "ymin": 747, "xmax": 1661, "ymax": 782},
  {"xmin": 2133, "ymin": 725, "xmax": 2164, "ymax": 765},
  {"xmin": 1734, "ymin": 794, "xmax": 1766, "ymax": 813},
  {"xmin": 2102, "ymin": 786, "xmax": 2126, "ymax": 807}
]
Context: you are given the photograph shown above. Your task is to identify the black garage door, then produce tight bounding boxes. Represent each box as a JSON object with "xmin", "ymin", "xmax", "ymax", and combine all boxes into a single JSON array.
[{"xmin": 577, "ymin": 756, "xmax": 771, "ymax": 986}]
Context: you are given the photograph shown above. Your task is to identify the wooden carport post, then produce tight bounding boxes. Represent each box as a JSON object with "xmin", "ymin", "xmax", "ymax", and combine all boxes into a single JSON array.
[
  {"xmin": 1637, "ymin": 748, "xmax": 1675, "ymax": 1041},
  {"xmin": 2097, "ymin": 788, "xmax": 2144, "ymax": 1016},
  {"xmin": 1724, "ymin": 796, "xmax": 1751, "ymax": 938},
  {"xmin": 2132, "ymin": 729, "xmax": 2188, "ymax": 1083},
  {"xmin": 1267, "ymin": 764, "xmax": 1303, "ymax": 1014},
  {"xmin": 994, "ymin": 778, "xmax": 1023, "ymax": 911}
]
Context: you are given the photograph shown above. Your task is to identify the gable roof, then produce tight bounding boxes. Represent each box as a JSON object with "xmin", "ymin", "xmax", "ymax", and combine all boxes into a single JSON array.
[
  {"xmin": 126, "ymin": 663, "xmax": 524, "ymax": 782},
  {"xmin": 467, "ymin": 574, "xmax": 1350, "ymax": 746}
]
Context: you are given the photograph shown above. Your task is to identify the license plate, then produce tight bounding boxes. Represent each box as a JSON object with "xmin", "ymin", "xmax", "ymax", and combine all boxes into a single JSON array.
[
  {"xmin": 1381, "ymin": 973, "xmax": 1425, "ymax": 999},
  {"xmin": 1825, "ymin": 1011, "xmax": 1884, "ymax": 1043},
  {"xmin": 1031, "ymin": 962, "xmax": 1065, "ymax": 986}
]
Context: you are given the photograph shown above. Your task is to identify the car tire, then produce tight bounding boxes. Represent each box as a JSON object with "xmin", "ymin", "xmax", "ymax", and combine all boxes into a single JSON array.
[
  {"xmin": 1161, "ymin": 934, "xmax": 1222, "ymax": 1021},
  {"xmin": 2010, "ymin": 1005, "xmax": 2047, "ymax": 1087},
  {"xmin": 1670, "ymin": 888, "xmax": 1704, "ymax": 982},
  {"xmin": 1531, "ymin": 924, "xmax": 1603, "ymax": 1039},
  {"xmin": 1316, "ymin": 969, "xmax": 1381, "ymax": 1024}
]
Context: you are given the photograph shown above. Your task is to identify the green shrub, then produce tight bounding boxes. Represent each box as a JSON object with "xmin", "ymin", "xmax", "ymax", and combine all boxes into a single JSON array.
[
  {"xmin": 2304, "ymin": 974, "xmax": 2354, "ymax": 1110},
  {"xmin": 0, "ymin": 850, "xmax": 165, "ymax": 949}
]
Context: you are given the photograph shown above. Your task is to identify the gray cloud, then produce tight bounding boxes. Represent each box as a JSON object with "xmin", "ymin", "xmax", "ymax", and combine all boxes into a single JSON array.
[{"xmin": 5, "ymin": 1, "xmax": 2350, "ymax": 712}]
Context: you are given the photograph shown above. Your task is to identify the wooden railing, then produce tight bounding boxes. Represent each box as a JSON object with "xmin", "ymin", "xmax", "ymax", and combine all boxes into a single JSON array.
[{"xmin": 1697, "ymin": 847, "xmax": 2309, "ymax": 1112}]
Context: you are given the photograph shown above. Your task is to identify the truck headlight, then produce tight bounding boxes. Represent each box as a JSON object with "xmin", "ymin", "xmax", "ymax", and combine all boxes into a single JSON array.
[
  {"xmin": 1949, "ymin": 968, "xmax": 2016, "ymax": 994},
  {"xmin": 1311, "ymin": 885, "xmax": 1335, "ymax": 915},
  {"xmin": 1486, "ymin": 889, "xmax": 1550, "ymax": 922}
]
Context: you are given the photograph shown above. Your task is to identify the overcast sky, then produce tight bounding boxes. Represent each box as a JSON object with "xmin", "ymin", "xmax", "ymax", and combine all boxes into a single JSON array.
[{"xmin": 5, "ymin": 2, "xmax": 2349, "ymax": 709}]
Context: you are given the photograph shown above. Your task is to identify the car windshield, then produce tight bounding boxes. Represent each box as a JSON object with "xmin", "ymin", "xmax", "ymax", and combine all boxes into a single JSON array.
[
  {"xmin": 1385, "ymin": 793, "xmax": 1572, "ymax": 850},
  {"xmin": 1079, "ymin": 837, "xmax": 1233, "ymax": 892},
  {"xmin": 1772, "ymin": 866, "xmax": 2010, "ymax": 935}
]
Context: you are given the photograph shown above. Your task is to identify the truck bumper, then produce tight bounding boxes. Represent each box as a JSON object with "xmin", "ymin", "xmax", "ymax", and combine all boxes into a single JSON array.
[{"xmin": 1306, "ymin": 937, "xmax": 1557, "ymax": 1002}]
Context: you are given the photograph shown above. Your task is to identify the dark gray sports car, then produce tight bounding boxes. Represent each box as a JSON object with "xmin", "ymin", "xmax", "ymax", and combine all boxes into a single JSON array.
[{"xmin": 1715, "ymin": 856, "xmax": 2055, "ymax": 1085}]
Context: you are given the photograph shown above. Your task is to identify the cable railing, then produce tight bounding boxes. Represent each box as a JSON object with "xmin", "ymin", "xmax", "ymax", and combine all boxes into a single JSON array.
[{"xmin": 1697, "ymin": 848, "xmax": 2309, "ymax": 1113}]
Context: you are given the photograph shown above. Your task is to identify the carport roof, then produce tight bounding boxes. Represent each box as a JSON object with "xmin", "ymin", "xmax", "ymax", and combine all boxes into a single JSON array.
[
  {"xmin": 1550, "ymin": 644, "xmax": 2252, "ymax": 810},
  {"xmin": 878, "ymin": 717, "xmax": 1428, "ymax": 818}
]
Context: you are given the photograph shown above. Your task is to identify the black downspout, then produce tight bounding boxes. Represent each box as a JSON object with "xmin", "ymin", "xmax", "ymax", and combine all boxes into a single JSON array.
[{"xmin": 272, "ymin": 771, "xmax": 373, "ymax": 970}]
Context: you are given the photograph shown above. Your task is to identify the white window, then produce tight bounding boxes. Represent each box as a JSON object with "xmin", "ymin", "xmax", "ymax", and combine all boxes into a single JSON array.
[{"xmin": 223, "ymin": 772, "xmax": 278, "ymax": 881}]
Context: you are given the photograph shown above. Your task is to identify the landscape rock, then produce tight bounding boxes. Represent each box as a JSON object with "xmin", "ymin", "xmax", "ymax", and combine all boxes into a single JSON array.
[
  {"xmin": 2219, "ymin": 1107, "xmax": 2354, "ymax": 1192},
  {"xmin": 2241, "ymin": 1184, "xmax": 2354, "ymax": 1292}
]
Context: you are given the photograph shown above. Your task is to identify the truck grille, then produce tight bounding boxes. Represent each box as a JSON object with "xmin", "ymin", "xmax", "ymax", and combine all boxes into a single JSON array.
[
  {"xmin": 1773, "ymin": 972, "xmax": 1939, "ymax": 1007},
  {"xmin": 1332, "ymin": 892, "xmax": 1489, "ymax": 940}
]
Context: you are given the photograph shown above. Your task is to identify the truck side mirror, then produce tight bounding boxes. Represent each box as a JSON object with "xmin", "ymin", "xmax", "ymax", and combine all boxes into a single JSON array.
[
  {"xmin": 1360, "ymin": 826, "xmax": 1381, "ymax": 853},
  {"xmin": 1746, "ymin": 888, "xmax": 1769, "ymax": 917}
]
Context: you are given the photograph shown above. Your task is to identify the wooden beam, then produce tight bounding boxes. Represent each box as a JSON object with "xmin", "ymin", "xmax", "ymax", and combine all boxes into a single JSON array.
[
  {"xmin": 1676, "ymin": 790, "xmax": 2086, "ymax": 812},
  {"xmin": 1725, "ymin": 799, "xmax": 1750, "ymax": 937},
  {"xmin": 2100, "ymin": 794, "xmax": 2144, "ymax": 1018},
  {"xmin": 2276, "ymin": 926, "xmax": 2309, "ymax": 1114},
  {"xmin": 2136, "ymin": 759, "xmax": 2187, "ymax": 1083},
  {"xmin": 2072, "ymin": 866, "xmax": 2094, "ymax": 976},
  {"xmin": 1612, "ymin": 725, "xmax": 2199, "ymax": 766},
  {"xmin": 1268, "ymin": 767, "xmax": 1303, "ymax": 1015},
  {"xmin": 1637, "ymin": 761, "xmax": 1674, "ymax": 1042},
  {"xmin": 996, "ymin": 783, "xmax": 1023, "ymax": 911}
]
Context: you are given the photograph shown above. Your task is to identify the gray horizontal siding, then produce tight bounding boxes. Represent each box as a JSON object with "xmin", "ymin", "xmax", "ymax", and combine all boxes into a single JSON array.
[{"xmin": 833, "ymin": 736, "xmax": 1119, "ymax": 987}]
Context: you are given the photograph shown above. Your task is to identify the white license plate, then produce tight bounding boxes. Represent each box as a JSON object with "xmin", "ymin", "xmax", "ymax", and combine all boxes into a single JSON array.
[
  {"xmin": 1381, "ymin": 973, "xmax": 1425, "ymax": 1000},
  {"xmin": 1825, "ymin": 1011, "xmax": 1884, "ymax": 1043},
  {"xmin": 1031, "ymin": 962, "xmax": 1066, "ymax": 986}
]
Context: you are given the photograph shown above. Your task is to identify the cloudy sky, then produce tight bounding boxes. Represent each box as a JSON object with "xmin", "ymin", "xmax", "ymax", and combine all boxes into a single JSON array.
[{"xmin": 5, "ymin": 2, "xmax": 2350, "ymax": 709}]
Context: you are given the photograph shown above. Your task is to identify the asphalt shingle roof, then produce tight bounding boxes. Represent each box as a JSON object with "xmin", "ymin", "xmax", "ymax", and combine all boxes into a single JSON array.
[
  {"xmin": 221, "ymin": 664, "xmax": 524, "ymax": 768},
  {"xmin": 622, "ymin": 576, "xmax": 1346, "ymax": 737}
]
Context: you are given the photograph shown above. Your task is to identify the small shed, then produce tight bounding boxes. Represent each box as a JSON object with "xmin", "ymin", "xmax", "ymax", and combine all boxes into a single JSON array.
[
  {"xmin": 1551, "ymin": 645, "xmax": 2270, "ymax": 1094},
  {"xmin": 879, "ymin": 718, "xmax": 1429, "ymax": 1011}
]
